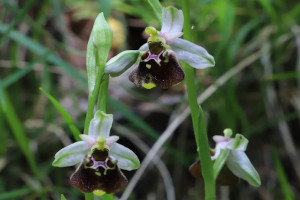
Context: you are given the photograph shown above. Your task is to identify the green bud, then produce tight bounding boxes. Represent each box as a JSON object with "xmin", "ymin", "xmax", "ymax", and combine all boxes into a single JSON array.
[{"xmin": 86, "ymin": 13, "xmax": 113, "ymax": 94}]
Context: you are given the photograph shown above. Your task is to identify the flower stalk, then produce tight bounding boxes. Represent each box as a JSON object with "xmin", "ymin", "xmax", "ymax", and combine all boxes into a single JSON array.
[{"xmin": 181, "ymin": 0, "xmax": 216, "ymax": 199}]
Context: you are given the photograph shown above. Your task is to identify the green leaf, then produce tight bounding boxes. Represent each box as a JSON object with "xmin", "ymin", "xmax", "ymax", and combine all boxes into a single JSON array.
[
  {"xmin": 0, "ymin": 0, "xmax": 35, "ymax": 46},
  {"xmin": 0, "ymin": 23, "xmax": 87, "ymax": 87},
  {"xmin": 110, "ymin": 143, "xmax": 140, "ymax": 171},
  {"xmin": 3, "ymin": 50, "xmax": 52, "ymax": 88},
  {"xmin": 61, "ymin": 194, "xmax": 67, "ymax": 200},
  {"xmin": 104, "ymin": 50, "xmax": 140, "ymax": 77},
  {"xmin": 272, "ymin": 147, "xmax": 295, "ymax": 200},
  {"xmin": 0, "ymin": 187, "xmax": 33, "ymax": 200},
  {"xmin": 0, "ymin": 79, "xmax": 40, "ymax": 179},
  {"xmin": 147, "ymin": 0, "xmax": 163, "ymax": 26},
  {"xmin": 40, "ymin": 88, "xmax": 81, "ymax": 141}
]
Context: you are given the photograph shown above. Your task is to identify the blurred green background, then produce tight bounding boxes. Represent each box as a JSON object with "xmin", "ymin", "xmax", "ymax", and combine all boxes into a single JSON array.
[{"xmin": 0, "ymin": 0, "xmax": 300, "ymax": 199}]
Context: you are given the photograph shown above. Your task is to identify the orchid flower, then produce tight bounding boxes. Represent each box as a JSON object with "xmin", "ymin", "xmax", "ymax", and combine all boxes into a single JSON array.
[
  {"xmin": 211, "ymin": 129, "xmax": 261, "ymax": 187},
  {"xmin": 104, "ymin": 6, "xmax": 215, "ymax": 89},
  {"xmin": 52, "ymin": 111, "xmax": 140, "ymax": 194}
]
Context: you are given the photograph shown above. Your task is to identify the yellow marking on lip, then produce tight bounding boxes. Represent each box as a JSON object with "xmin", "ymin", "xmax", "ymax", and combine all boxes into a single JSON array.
[
  {"xmin": 142, "ymin": 83, "xmax": 156, "ymax": 89},
  {"xmin": 146, "ymin": 64, "xmax": 151, "ymax": 69},
  {"xmin": 93, "ymin": 189, "xmax": 106, "ymax": 196}
]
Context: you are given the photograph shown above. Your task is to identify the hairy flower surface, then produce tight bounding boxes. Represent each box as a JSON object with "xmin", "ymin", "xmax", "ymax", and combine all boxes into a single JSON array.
[
  {"xmin": 105, "ymin": 6, "xmax": 215, "ymax": 89},
  {"xmin": 53, "ymin": 111, "xmax": 140, "ymax": 194}
]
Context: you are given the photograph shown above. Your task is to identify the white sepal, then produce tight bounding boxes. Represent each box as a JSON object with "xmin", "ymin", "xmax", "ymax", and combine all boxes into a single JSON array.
[
  {"xmin": 105, "ymin": 50, "xmax": 140, "ymax": 77},
  {"xmin": 161, "ymin": 7, "xmax": 184, "ymax": 35},
  {"xmin": 171, "ymin": 38, "xmax": 215, "ymax": 69},
  {"xmin": 52, "ymin": 141, "xmax": 89, "ymax": 167},
  {"xmin": 88, "ymin": 111, "xmax": 113, "ymax": 138},
  {"xmin": 227, "ymin": 151, "xmax": 261, "ymax": 187},
  {"xmin": 109, "ymin": 143, "xmax": 140, "ymax": 171}
]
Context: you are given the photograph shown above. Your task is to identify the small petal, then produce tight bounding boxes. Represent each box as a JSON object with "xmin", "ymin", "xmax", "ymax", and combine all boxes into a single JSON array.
[
  {"xmin": 105, "ymin": 136, "xmax": 119, "ymax": 147},
  {"xmin": 105, "ymin": 50, "xmax": 140, "ymax": 77},
  {"xmin": 226, "ymin": 134, "xmax": 248, "ymax": 151},
  {"xmin": 53, "ymin": 141, "xmax": 89, "ymax": 167},
  {"xmin": 171, "ymin": 38, "xmax": 215, "ymax": 69},
  {"xmin": 213, "ymin": 135, "xmax": 230, "ymax": 143},
  {"xmin": 227, "ymin": 151, "xmax": 261, "ymax": 187},
  {"xmin": 88, "ymin": 111, "xmax": 113, "ymax": 138},
  {"xmin": 159, "ymin": 31, "xmax": 183, "ymax": 44},
  {"xmin": 110, "ymin": 143, "xmax": 140, "ymax": 171},
  {"xmin": 161, "ymin": 6, "xmax": 184, "ymax": 34},
  {"xmin": 129, "ymin": 50, "xmax": 185, "ymax": 89},
  {"xmin": 80, "ymin": 134, "xmax": 97, "ymax": 148}
]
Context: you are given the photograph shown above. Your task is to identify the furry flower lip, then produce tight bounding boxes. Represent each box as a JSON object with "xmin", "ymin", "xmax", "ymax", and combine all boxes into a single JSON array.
[
  {"xmin": 104, "ymin": 6, "xmax": 215, "ymax": 89},
  {"xmin": 52, "ymin": 111, "xmax": 140, "ymax": 194}
]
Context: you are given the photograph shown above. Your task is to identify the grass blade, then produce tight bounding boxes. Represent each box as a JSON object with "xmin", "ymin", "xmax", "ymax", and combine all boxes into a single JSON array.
[
  {"xmin": 40, "ymin": 88, "xmax": 81, "ymax": 141},
  {"xmin": 0, "ymin": 79, "xmax": 40, "ymax": 179},
  {"xmin": 272, "ymin": 146, "xmax": 295, "ymax": 200}
]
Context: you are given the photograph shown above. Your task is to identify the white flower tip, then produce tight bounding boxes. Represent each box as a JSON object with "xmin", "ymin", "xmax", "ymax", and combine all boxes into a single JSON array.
[
  {"xmin": 213, "ymin": 135, "xmax": 230, "ymax": 143},
  {"xmin": 80, "ymin": 134, "xmax": 97, "ymax": 148}
]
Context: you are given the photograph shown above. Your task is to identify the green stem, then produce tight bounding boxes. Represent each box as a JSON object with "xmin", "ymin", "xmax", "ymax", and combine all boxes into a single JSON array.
[
  {"xmin": 83, "ymin": 72, "xmax": 103, "ymax": 135},
  {"xmin": 83, "ymin": 49, "xmax": 110, "ymax": 200},
  {"xmin": 85, "ymin": 193, "xmax": 94, "ymax": 200},
  {"xmin": 181, "ymin": 0, "xmax": 216, "ymax": 199},
  {"xmin": 97, "ymin": 75, "xmax": 109, "ymax": 113}
]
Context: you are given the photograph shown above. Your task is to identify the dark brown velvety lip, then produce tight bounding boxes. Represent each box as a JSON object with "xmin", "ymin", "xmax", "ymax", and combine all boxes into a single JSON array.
[{"xmin": 129, "ymin": 50, "xmax": 185, "ymax": 89}]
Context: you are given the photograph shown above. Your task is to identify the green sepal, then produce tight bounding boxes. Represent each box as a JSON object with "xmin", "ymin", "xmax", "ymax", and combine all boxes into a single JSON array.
[
  {"xmin": 213, "ymin": 149, "xmax": 230, "ymax": 180},
  {"xmin": 104, "ymin": 50, "xmax": 140, "ymax": 77}
]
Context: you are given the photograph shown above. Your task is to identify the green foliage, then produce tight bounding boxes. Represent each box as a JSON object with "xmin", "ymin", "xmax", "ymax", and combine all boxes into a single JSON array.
[
  {"xmin": 1, "ymin": 0, "xmax": 300, "ymax": 199},
  {"xmin": 40, "ymin": 88, "xmax": 81, "ymax": 141}
]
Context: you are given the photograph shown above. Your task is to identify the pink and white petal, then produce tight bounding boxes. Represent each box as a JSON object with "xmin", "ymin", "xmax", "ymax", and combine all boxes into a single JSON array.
[
  {"xmin": 105, "ymin": 136, "xmax": 119, "ymax": 147},
  {"xmin": 159, "ymin": 31, "xmax": 183, "ymax": 44},
  {"xmin": 213, "ymin": 135, "xmax": 229, "ymax": 143},
  {"xmin": 80, "ymin": 134, "xmax": 97, "ymax": 148}
]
